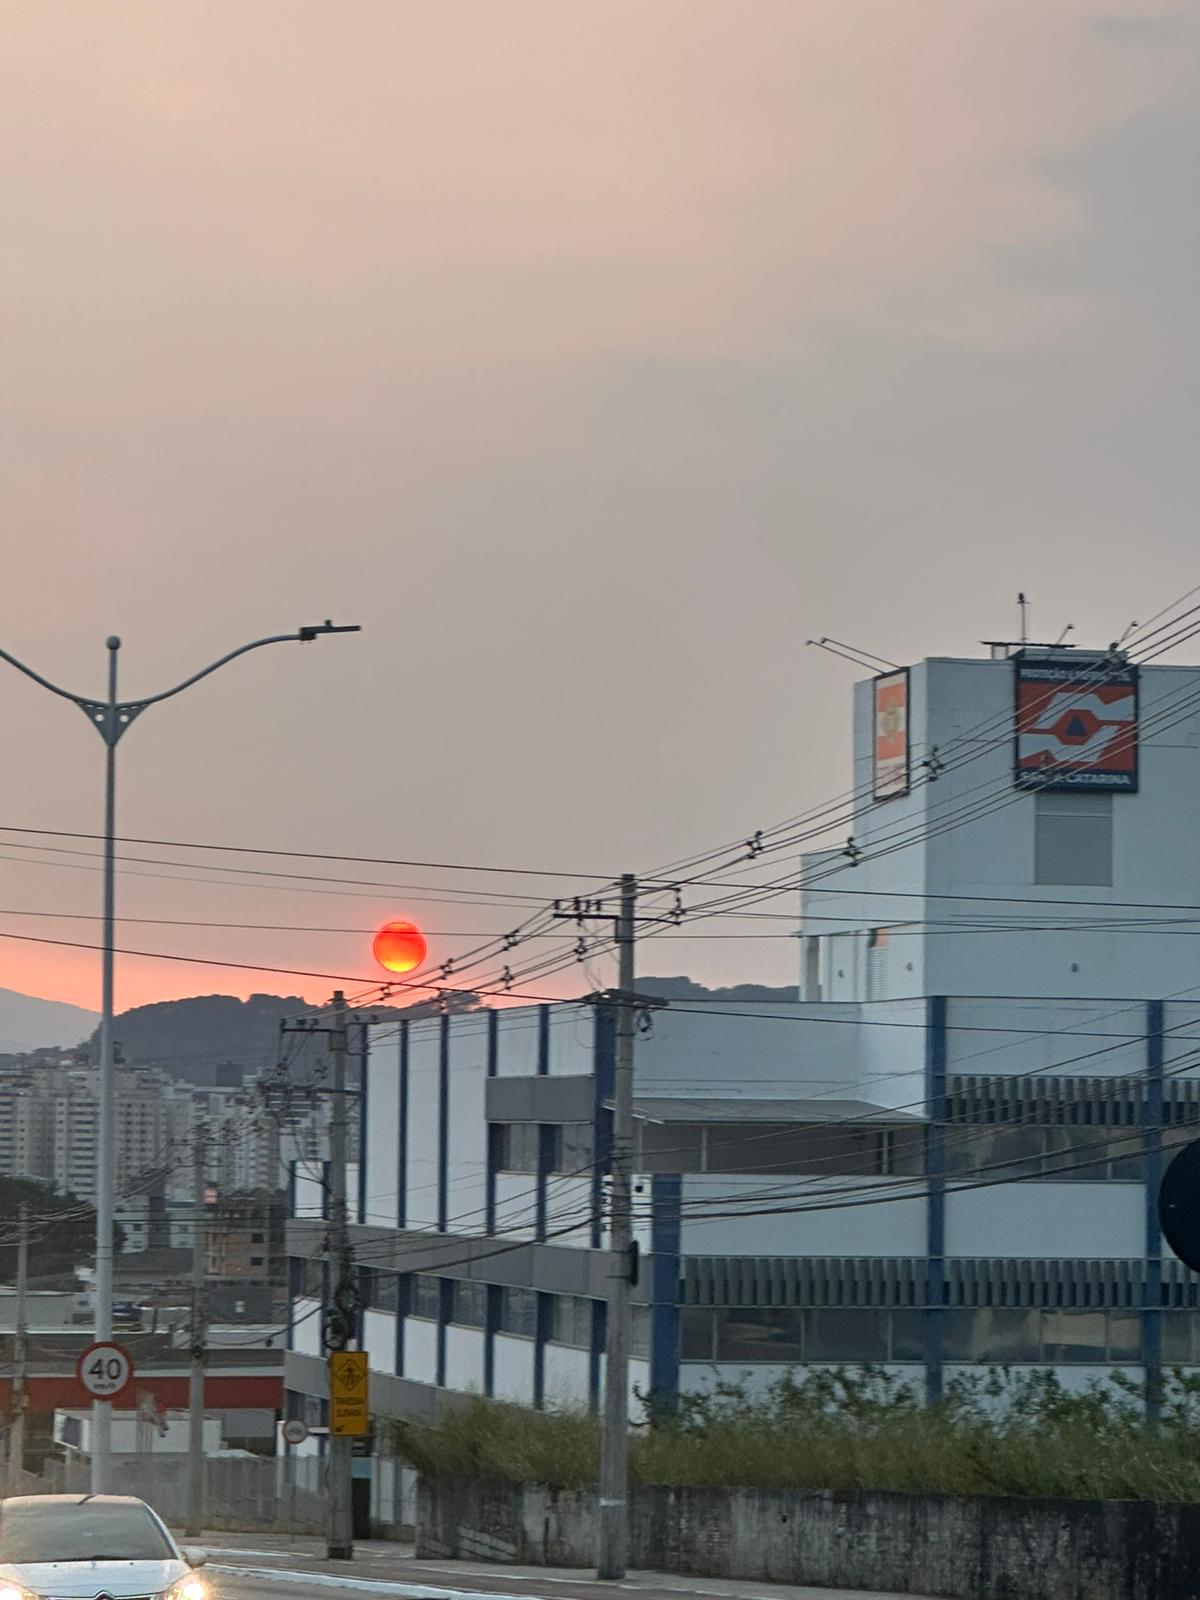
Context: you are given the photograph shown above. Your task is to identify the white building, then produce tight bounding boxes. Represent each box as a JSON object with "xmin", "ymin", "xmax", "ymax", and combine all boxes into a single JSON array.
[{"xmin": 285, "ymin": 643, "xmax": 1200, "ymax": 1431}]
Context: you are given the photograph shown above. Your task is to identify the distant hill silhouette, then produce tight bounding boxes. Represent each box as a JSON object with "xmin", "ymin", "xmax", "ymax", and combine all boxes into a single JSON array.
[
  {"xmin": 0, "ymin": 986, "xmax": 97, "ymax": 1054},
  {"xmin": 69, "ymin": 978, "xmax": 789, "ymax": 1086},
  {"xmin": 636, "ymin": 975, "xmax": 799, "ymax": 1003},
  {"xmin": 96, "ymin": 989, "xmax": 481, "ymax": 1085}
]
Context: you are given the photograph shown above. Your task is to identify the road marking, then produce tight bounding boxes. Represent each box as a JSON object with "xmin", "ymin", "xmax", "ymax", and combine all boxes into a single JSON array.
[{"xmin": 212, "ymin": 1565, "xmax": 550, "ymax": 1599}]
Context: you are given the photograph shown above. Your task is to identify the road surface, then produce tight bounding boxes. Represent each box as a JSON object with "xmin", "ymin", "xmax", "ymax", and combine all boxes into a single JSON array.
[{"xmin": 201, "ymin": 1541, "xmax": 928, "ymax": 1600}]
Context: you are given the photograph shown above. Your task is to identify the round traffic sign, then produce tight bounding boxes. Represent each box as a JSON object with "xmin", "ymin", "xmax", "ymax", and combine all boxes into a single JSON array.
[
  {"xmin": 1160, "ymin": 1138, "xmax": 1200, "ymax": 1271},
  {"xmin": 76, "ymin": 1341, "xmax": 134, "ymax": 1401},
  {"xmin": 283, "ymin": 1419, "xmax": 309, "ymax": 1447}
]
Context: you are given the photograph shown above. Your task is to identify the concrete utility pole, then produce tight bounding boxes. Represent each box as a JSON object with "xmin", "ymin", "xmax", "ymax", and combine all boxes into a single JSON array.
[
  {"xmin": 0, "ymin": 621, "xmax": 359, "ymax": 1491},
  {"xmin": 186, "ymin": 1120, "xmax": 208, "ymax": 1538},
  {"xmin": 11, "ymin": 1201, "xmax": 29, "ymax": 1478},
  {"xmin": 327, "ymin": 990, "xmax": 354, "ymax": 1562},
  {"xmin": 597, "ymin": 874, "xmax": 637, "ymax": 1580}
]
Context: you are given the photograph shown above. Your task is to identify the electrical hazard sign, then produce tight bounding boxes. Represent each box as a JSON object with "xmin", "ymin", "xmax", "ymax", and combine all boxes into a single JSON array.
[{"xmin": 328, "ymin": 1350, "xmax": 369, "ymax": 1436}]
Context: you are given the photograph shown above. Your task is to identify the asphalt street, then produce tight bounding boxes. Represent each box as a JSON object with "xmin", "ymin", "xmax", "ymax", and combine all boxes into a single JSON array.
[{"xmin": 199, "ymin": 1540, "xmax": 928, "ymax": 1600}]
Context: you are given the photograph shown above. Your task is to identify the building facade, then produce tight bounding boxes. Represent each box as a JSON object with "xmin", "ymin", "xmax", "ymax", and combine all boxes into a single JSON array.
[{"xmin": 285, "ymin": 645, "xmax": 1200, "ymax": 1433}]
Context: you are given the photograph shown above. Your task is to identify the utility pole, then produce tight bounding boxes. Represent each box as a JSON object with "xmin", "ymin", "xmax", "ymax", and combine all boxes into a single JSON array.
[
  {"xmin": 327, "ymin": 991, "xmax": 354, "ymax": 1562},
  {"xmin": 186, "ymin": 1120, "xmax": 208, "ymax": 1538},
  {"xmin": 11, "ymin": 1202, "xmax": 29, "ymax": 1479},
  {"xmin": 597, "ymin": 874, "xmax": 637, "ymax": 1580}
]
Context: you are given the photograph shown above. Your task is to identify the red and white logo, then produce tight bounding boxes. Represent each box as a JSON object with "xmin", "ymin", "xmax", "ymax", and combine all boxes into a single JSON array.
[{"xmin": 1016, "ymin": 670, "xmax": 1137, "ymax": 789}]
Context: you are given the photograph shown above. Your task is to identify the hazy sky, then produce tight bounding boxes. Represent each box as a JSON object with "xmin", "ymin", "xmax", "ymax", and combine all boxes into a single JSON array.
[{"xmin": 0, "ymin": 1, "xmax": 1197, "ymax": 1012}]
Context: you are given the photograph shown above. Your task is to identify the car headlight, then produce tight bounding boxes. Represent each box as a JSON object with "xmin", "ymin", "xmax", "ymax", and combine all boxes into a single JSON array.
[
  {"xmin": 0, "ymin": 1585, "xmax": 38, "ymax": 1600},
  {"xmin": 163, "ymin": 1579, "xmax": 209, "ymax": 1600}
]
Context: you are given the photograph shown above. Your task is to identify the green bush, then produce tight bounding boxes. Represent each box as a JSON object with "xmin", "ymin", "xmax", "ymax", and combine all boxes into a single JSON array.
[{"xmin": 387, "ymin": 1367, "xmax": 1200, "ymax": 1501}]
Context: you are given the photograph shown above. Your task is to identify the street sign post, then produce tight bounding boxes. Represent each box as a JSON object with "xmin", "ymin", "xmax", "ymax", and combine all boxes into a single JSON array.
[
  {"xmin": 77, "ymin": 1341, "xmax": 134, "ymax": 1402},
  {"xmin": 328, "ymin": 1351, "xmax": 369, "ymax": 1437}
]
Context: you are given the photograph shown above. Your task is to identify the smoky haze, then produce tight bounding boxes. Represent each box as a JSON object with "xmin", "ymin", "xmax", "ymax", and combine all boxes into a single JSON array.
[{"xmin": 0, "ymin": 1, "xmax": 1196, "ymax": 1010}]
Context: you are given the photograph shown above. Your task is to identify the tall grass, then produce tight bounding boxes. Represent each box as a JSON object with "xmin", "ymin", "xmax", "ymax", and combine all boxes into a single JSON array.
[{"xmin": 389, "ymin": 1367, "xmax": 1200, "ymax": 1501}]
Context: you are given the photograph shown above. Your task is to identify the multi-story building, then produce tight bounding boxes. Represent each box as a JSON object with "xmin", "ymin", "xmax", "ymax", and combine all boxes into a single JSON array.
[{"xmin": 285, "ymin": 645, "xmax": 1200, "ymax": 1426}]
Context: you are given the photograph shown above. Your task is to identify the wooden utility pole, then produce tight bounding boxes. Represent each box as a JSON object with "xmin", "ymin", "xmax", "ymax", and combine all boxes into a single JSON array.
[{"xmin": 597, "ymin": 875, "xmax": 637, "ymax": 1580}]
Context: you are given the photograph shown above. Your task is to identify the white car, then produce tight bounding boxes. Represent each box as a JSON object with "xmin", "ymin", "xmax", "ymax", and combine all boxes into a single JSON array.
[{"xmin": 0, "ymin": 1494, "xmax": 208, "ymax": 1600}]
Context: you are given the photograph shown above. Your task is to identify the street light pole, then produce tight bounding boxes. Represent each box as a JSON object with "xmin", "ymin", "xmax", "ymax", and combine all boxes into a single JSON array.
[{"xmin": 0, "ymin": 621, "xmax": 360, "ymax": 1492}]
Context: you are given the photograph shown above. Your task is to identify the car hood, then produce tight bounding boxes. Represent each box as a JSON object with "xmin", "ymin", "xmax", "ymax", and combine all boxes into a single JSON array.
[{"xmin": 0, "ymin": 1556, "xmax": 187, "ymax": 1596}]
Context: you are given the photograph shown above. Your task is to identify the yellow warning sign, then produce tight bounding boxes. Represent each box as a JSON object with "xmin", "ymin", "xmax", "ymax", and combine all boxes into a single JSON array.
[{"xmin": 329, "ymin": 1350, "xmax": 369, "ymax": 1437}]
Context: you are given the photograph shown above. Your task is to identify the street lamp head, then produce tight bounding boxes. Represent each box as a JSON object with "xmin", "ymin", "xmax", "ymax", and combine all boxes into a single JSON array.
[
  {"xmin": 298, "ymin": 621, "xmax": 363, "ymax": 642},
  {"xmin": 106, "ymin": 636, "xmax": 122, "ymax": 651}
]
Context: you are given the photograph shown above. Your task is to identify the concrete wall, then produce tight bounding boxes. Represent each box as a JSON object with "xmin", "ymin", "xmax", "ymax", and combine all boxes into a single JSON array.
[{"xmin": 416, "ymin": 1474, "xmax": 1200, "ymax": 1600}]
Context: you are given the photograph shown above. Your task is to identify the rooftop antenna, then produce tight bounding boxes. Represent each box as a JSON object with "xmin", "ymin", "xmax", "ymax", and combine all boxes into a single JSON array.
[
  {"xmin": 1052, "ymin": 623, "xmax": 1074, "ymax": 647},
  {"xmin": 1017, "ymin": 592, "xmax": 1029, "ymax": 646},
  {"xmin": 804, "ymin": 637, "xmax": 900, "ymax": 672}
]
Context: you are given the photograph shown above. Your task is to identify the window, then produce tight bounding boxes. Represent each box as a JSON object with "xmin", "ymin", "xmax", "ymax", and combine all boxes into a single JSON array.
[
  {"xmin": 550, "ymin": 1294, "xmax": 592, "ymax": 1349},
  {"xmin": 556, "ymin": 1123, "xmax": 594, "ymax": 1173},
  {"xmin": 494, "ymin": 1124, "xmax": 539, "ymax": 1172},
  {"xmin": 298, "ymin": 1255, "xmax": 325, "ymax": 1299},
  {"xmin": 450, "ymin": 1280, "xmax": 487, "ymax": 1328},
  {"xmin": 1034, "ymin": 792, "xmax": 1112, "ymax": 886},
  {"xmin": 542, "ymin": 1125, "xmax": 563, "ymax": 1173},
  {"xmin": 714, "ymin": 1307, "xmax": 805, "ymax": 1364},
  {"xmin": 801, "ymin": 936, "xmax": 821, "ymax": 1002},
  {"xmin": 362, "ymin": 1270, "xmax": 400, "ymax": 1314},
  {"xmin": 498, "ymin": 1286, "xmax": 536, "ymax": 1338},
  {"xmin": 409, "ymin": 1274, "xmax": 441, "ymax": 1321}
]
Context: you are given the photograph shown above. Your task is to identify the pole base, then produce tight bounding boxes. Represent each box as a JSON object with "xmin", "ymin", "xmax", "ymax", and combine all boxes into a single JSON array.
[{"xmin": 327, "ymin": 1544, "xmax": 354, "ymax": 1561}]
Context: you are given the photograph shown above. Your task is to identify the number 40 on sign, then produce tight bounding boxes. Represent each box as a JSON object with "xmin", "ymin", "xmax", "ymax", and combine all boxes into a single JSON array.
[{"xmin": 76, "ymin": 1341, "xmax": 134, "ymax": 1401}]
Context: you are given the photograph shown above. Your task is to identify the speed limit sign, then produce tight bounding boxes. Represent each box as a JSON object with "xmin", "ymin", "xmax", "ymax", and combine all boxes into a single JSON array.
[{"xmin": 76, "ymin": 1342, "xmax": 134, "ymax": 1401}]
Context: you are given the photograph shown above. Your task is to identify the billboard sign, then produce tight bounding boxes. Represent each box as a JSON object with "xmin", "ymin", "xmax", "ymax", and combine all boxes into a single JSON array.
[
  {"xmin": 1014, "ymin": 654, "xmax": 1138, "ymax": 792},
  {"xmin": 873, "ymin": 668, "xmax": 910, "ymax": 800}
]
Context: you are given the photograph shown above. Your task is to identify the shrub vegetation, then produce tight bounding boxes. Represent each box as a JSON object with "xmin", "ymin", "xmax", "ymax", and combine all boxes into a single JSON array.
[{"xmin": 389, "ymin": 1367, "xmax": 1200, "ymax": 1501}]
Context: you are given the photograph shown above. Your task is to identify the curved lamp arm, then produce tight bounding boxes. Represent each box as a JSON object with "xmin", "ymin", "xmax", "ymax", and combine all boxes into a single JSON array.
[
  {"xmin": 0, "ymin": 644, "xmax": 93, "ymax": 709},
  {"xmin": 131, "ymin": 622, "xmax": 361, "ymax": 712}
]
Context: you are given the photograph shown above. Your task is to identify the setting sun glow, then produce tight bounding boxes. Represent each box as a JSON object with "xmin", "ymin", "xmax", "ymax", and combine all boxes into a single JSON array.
[{"xmin": 372, "ymin": 921, "xmax": 428, "ymax": 975}]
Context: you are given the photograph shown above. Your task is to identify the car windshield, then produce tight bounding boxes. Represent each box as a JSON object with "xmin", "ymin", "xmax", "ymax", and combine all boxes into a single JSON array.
[{"xmin": 0, "ymin": 1500, "xmax": 174, "ymax": 1563}]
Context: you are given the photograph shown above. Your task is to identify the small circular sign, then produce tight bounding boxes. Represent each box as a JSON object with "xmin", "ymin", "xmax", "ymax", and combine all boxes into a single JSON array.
[
  {"xmin": 1160, "ymin": 1138, "xmax": 1200, "ymax": 1272},
  {"xmin": 282, "ymin": 1419, "xmax": 309, "ymax": 1447},
  {"xmin": 76, "ymin": 1341, "xmax": 134, "ymax": 1401}
]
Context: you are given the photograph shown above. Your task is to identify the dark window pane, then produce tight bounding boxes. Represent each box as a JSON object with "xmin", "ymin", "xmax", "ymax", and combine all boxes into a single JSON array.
[
  {"xmin": 715, "ymin": 1308, "xmax": 804, "ymax": 1363},
  {"xmin": 944, "ymin": 1308, "xmax": 1042, "ymax": 1363},
  {"xmin": 550, "ymin": 1294, "xmax": 592, "ymax": 1349},
  {"xmin": 451, "ymin": 1280, "xmax": 487, "ymax": 1328},
  {"xmin": 410, "ymin": 1274, "xmax": 440, "ymax": 1321},
  {"xmin": 1042, "ymin": 1310, "xmax": 1108, "ymax": 1363},
  {"xmin": 1107, "ymin": 1313, "xmax": 1141, "ymax": 1362},
  {"xmin": 889, "ymin": 1309, "xmax": 926, "ymax": 1361},
  {"xmin": 498, "ymin": 1286, "xmax": 536, "ymax": 1338},
  {"xmin": 559, "ymin": 1123, "xmax": 594, "ymax": 1172},
  {"xmin": 680, "ymin": 1307, "xmax": 715, "ymax": 1361},
  {"xmin": 1162, "ymin": 1312, "xmax": 1197, "ymax": 1364},
  {"xmin": 496, "ymin": 1124, "xmax": 539, "ymax": 1172},
  {"xmin": 1035, "ymin": 793, "xmax": 1112, "ymax": 887},
  {"xmin": 805, "ymin": 1309, "xmax": 888, "ymax": 1363}
]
